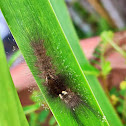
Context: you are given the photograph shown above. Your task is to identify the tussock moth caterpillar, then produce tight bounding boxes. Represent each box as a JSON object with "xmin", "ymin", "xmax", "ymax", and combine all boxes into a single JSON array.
[{"xmin": 31, "ymin": 40, "xmax": 104, "ymax": 125}]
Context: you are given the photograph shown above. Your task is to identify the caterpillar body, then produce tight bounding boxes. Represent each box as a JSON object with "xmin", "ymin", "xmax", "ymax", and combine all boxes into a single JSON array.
[{"xmin": 31, "ymin": 40, "xmax": 103, "ymax": 125}]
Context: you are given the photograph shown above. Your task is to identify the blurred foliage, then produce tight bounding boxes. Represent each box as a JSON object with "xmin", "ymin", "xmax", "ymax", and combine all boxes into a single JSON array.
[
  {"xmin": 101, "ymin": 31, "xmax": 126, "ymax": 58},
  {"xmin": 24, "ymin": 90, "xmax": 57, "ymax": 126},
  {"xmin": 109, "ymin": 80, "xmax": 126, "ymax": 124},
  {"xmin": 72, "ymin": 2, "xmax": 115, "ymax": 39},
  {"xmin": 90, "ymin": 30, "xmax": 126, "ymax": 125},
  {"xmin": 90, "ymin": 32, "xmax": 113, "ymax": 77}
]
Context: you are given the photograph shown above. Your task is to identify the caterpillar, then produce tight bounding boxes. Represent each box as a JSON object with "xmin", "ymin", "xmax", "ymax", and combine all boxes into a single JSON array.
[
  {"xmin": 31, "ymin": 40, "xmax": 82, "ymax": 110},
  {"xmin": 31, "ymin": 40, "xmax": 104, "ymax": 125}
]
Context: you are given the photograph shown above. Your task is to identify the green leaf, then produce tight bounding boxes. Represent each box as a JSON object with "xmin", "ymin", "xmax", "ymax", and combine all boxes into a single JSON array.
[
  {"xmin": 101, "ymin": 31, "xmax": 114, "ymax": 44},
  {"xmin": 23, "ymin": 103, "xmax": 40, "ymax": 115},
  {"xmin": 38, "ymin": 110, "xmax": 49, "ymax": 123},
  {"xmin": 117, "ymin": 105, "xmax": 123, "ymax": 114},
  {"xmin": 120, "ymin": 90, "xmax": 126, "ymax": 96},
  {"xmin": 102, "ymin": 61, "xmax": 112, "ymax": 76},
  {"xmin": 109, "ymin": 87, "xmax": 119, "ymax": 96},
  {"xmin": 29, "ymin": 112, "xmax": 38, "ymax": 126},
  {"xmin": 51, "ymin": 2, "xmax": 122, "ymax": 126},
  {"xmin": 0, "ymin": 38, "xmax": 28, "ymax": 126},
  {"xmin": 0, "ymin": 0, "xmax": 122, "ymax": 126}
]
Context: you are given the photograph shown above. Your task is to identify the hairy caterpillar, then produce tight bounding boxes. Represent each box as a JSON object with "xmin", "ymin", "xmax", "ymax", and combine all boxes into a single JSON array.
[
  {"xmin": 31, "ymin": 40, "xmax": 82, "ymax": 110},
  {"xmin": 31, "ymin": 40, "xmax": 103, "ymax": 125}
]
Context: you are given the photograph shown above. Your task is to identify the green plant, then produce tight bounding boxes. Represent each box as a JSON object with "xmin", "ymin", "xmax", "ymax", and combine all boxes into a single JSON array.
[
  {"xmin": 0, "ymin": 38, "xmax": 28, "ymax": 126},
  {"xmin": 0, "ymin": 1, "xmax": 123, "ymax": 126},
  {"xmin": 90, "ymin": 30, "xmax": 126, "ymax": 125},
  {"xmin": 110, "ymin": 80, "xmax": 126, "ymax": 125},
  {"xmin": 101, "ymin": 31, "xmax": 126, "ymax": 59}
]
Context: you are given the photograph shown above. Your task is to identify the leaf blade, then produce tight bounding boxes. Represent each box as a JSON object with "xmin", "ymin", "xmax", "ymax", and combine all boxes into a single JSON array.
[
  {"xmin": 0, "ymin": 0, "xmax": 122, "ymax": 126},
  {"xmin": 0, "ymin": 38, "xmax": 28, "ymax": 126},
  {"xmin": 50, "ymin": 1, "xmax": 122, "ymax": 126}
]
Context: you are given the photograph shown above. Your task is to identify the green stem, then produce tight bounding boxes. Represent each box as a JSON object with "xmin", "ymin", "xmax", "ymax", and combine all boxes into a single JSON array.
[{"xmin": 108, "ymin": 39, "xmax": 126, "ymax": 59}]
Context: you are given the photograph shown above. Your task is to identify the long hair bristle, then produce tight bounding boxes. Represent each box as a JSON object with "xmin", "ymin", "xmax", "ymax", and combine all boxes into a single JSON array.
[{"xmin": 31, "ymin": 40, "xmax": 56, "ymax": 79}]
